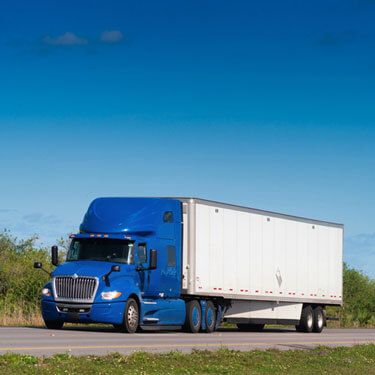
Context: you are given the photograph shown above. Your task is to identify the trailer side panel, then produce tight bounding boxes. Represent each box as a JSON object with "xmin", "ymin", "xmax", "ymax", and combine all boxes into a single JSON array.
[{"xmin": 190, "ymin": 201, "xmax": 343, "ymax": 306}]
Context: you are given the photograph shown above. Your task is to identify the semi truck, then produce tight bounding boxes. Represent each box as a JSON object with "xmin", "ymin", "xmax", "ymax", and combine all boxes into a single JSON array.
[{"xmin": 34, "ymin": 197, "xmax": 343, "ymax": 333}]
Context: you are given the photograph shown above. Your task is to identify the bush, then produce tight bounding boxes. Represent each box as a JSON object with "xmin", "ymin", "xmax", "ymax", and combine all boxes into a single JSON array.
[
  {"xmin": 340, "ymin": 264, "xmax": 375, "ymax": 327},
  {"xmin": 0, "ymin": 231, "xmax": 51, "ymax": 324}
]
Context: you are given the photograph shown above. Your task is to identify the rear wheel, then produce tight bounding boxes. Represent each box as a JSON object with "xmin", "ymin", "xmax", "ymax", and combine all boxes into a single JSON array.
[
  {"xmin": 44, "ymin": 320, "xmax": 64, "ymax": 330},
  {"xmin": 312, "ymin": 306, "xmax": 324, "ymax": 333},
  {"xmin": 237, "ymin": 323, "xmax": 265, "ymax": 332},
  {"xmin": 184, "ymin": 300, "xmax": 202, "ymax": 333},
  {"xmin": 296, "ymin": 305, "xmax": 313, "ymax": 333},
  {"xmin": 204, "ymin": 301, "xmax": 216, "ymax": 333},
  {"xmin": 116, "ymin": 298, "xmax": 139, "ymax": 333}
]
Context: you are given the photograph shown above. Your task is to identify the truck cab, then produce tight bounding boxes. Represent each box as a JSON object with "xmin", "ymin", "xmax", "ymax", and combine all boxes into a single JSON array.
[{"xmin": 36, "ymin": 197, "xmax": 188, "ymax": 332}]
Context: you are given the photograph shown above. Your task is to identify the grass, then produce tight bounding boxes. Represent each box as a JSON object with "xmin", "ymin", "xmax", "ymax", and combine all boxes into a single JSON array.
[
  {"xmin": 0, "ymin": 345, "xmax": 374, "ymax": 374},
  {"xmin": 0, "ymin": 308, "xmax": 43, "ymax": 327}
]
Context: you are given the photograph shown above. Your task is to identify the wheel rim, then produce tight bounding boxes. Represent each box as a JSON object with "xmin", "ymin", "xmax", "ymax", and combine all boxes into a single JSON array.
[
  {"xmin": 192, "ymin": 306, "xmax": 200, "ymax": 327},
  {"xmin": 307, "ymin": 313, "xmax": 313, "ymax": 328},
  {"xmin": 207, "ymin": 307, "xmax": 214, "ymax": 327},
  {"xmin": 127, "ymin": 304, "xmax": 138, "ymax": 328},
  {"xmin": 317, "ymin": 312, "xmax": 323, "ymax": 328}
]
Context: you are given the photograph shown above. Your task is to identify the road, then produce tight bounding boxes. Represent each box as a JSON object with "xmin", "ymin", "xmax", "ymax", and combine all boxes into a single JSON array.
[{"xmin": 0, "ymin": 327, "xmax": 373, "ymax": 356}]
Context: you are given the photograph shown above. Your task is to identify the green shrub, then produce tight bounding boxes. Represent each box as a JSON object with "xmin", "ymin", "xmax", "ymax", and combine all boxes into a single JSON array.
[
  {"xmin": 0, "ymin": 231, "xmax": 51, "ymax": 319},
  {"xmin": 340, "ymin": 264, "xmax": 375, "ymax": 327}
]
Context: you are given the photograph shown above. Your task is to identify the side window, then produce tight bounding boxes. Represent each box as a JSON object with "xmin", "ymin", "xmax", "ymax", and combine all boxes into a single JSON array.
[
  {"xmin": 167, "ymin": 245, "xmax": 176, "ymax": 267},
  {"xmin": 137, "ymin": 243, "xmax": 147, "ymax": 263},
  {"xmin": 163, "ymin": 211, "xmax": 174, "ymax": 223}
]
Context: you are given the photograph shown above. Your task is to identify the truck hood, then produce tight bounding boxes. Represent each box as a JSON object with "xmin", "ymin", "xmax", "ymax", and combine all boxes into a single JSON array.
[{"xmin": 52, "ymin": 260, "xmax": 133, "ymax": 278}]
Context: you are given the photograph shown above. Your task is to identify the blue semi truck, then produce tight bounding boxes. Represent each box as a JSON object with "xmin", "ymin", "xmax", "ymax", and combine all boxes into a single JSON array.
[{"xmin": 34, "ymin": 197, "xmax": 343, "ymax": 333}]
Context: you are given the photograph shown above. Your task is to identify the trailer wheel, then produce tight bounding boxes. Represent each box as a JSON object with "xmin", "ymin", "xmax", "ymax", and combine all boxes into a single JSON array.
[
  {"xmin": 236, "ymin": 323, "xmax": 264, "ymax": 332},
  {"xmin": 204, "ymin": 301, "xmax": 216, "ymax": 333},
  {"xmin": 44, "ymin": 320, "xmax": 64, "ymax": 330},
  {"xmin": 115, "ymin": 298, "xmax": 139, "ymax": 333},
  {"xmin": 312, "ymin": 306, "xmax": 324, "ymax": 333},
  {"xmin": 296, "ymin": 305, "xmax": 313, "ymax": 333},
  {"xmin": 184, "ymin": 300, "xmax": 202, "ymax": 333}
]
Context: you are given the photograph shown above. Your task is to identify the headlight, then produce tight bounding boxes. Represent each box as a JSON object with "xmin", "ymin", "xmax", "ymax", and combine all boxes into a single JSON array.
[
  {"xmin": 101, "ymin": 291, "xmax": 122, "ymax": 300},
  {"xmin": 42, "ymin": 288, "xmax": 52, "ymax": 297}
]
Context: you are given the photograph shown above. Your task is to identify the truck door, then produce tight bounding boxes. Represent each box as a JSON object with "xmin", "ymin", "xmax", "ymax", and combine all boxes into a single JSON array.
[
  {"xmin": 136, "ymin": 243, "xmax": 154, "ymax": 298},
  {"xmin": 137, "ymin": 240, "xmax": 180, "ymax": 299},
  {"xmin": 137, "ymin": 200, "xmax": 182, "ymax": 300},
  {"xmin": 160, "ymin": 241, "xmax": 179, "ymax": 298}
]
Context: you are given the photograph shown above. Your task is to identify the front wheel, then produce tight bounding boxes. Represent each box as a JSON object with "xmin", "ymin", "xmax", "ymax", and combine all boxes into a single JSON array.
[
  {"xmin": 116, "ymin": 298, "xmax": 139, "ymax": 333},
  {"xmin": 44, "ymin": 320, "xmax": 64, "ymax": 330}
]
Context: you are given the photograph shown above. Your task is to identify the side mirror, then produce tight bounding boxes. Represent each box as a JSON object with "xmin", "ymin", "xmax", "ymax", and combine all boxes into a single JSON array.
[
  {"xmin": 51, "ymin": 245, "xmax": 59, "ymax": 266},
  {"xmin": 111, "ymin": 265, "xmax": 121, "ymax": 272},
  {"xmin": 150, "ymin": 249, "xmax": 157, "ymax": 270},
  {"xmin": 33, "ymin": 261, "xmax": 51, "ymax": 276},
  {"xmin": 103, "ymin": 265, "xmax": 121, "ymax": 284}
]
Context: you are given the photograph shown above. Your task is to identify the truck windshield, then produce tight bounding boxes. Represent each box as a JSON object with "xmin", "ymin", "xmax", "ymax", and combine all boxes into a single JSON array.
[{"xmin": 67, "ymin": 238, "xmax": 134, "ymax": 264}]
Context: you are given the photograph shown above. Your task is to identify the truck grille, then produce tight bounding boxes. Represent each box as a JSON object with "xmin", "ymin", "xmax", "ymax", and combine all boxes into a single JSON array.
[{"xmin": 53, "ymin": 276, "xmax": 98, "ymax": 302}]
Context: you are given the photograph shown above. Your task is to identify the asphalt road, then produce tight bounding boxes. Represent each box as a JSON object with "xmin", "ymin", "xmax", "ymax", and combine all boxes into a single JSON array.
[{"xmin": 0, "ymin": 327, "xmax": 374, "ymax": 356}]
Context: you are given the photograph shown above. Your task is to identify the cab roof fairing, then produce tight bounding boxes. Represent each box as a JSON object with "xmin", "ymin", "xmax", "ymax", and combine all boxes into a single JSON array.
[{"xmin": 78, "ymin": 197, "xmax": 181, "ymax": 237}]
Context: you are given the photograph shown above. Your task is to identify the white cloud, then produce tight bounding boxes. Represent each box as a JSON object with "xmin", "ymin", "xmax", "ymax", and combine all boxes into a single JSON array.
[
  {"xmin": 100, "ymin": 30, "xmax": 123, "ymax": 44},
  {"xmin": 43, "ymin": 32, "xmax": 88, "ymax": 46}
]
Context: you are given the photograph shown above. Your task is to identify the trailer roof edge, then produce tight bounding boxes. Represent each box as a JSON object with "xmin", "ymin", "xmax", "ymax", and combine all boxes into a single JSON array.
[{"xmin": 173, "ymin": 197, "xmax": 344, "ymax": 229}]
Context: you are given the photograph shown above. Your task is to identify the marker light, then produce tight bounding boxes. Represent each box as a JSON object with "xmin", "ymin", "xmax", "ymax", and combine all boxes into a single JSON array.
[
  {"xmin": 101, "ymin": 291, "xmax": 122, "ymax": 300},
  {"xmin": 42, "ymin": 288, "xmax": 52, "ymax": 297}
]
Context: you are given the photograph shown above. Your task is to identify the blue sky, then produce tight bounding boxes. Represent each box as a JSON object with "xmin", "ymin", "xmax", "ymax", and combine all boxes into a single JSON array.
[{"xmin": 0, "ymin": 1, "xmax": 374, "ymax": 277}]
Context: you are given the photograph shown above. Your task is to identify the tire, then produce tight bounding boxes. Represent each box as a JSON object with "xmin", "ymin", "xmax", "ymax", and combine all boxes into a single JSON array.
[
  {"xmin": 295, "ymin": 305, "xmax": 314, "ymax": 333},
  {"xmin": 44, "ymin": 320, "xmax": 64, "ymax": 330},
  {"xmin": 312, "ymin": 306, "xmax": 324, "ymax": 333},
  {"xmin": 237, "ymin": 323, "xmax": 265, "ymax": 332},
  {"xmin": 116, "ymin": 298, "xmax": 139, "ymax": 333},
  {"xmin": 184, "ymin": 300, "xmax": 202, "ymax": 333},
  {"xmin": 204, "ymin": 301, "xmax": 216, "ymax": 333},
  {"xmin": 113, "ymin": 323, "xmax": 142, "ymax": 333}
]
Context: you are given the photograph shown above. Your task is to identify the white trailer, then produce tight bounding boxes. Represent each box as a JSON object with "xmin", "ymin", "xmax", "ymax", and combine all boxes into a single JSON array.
[{"xmin": 180, "ymin": 198, "xmax": 343, "ymax": 332}]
